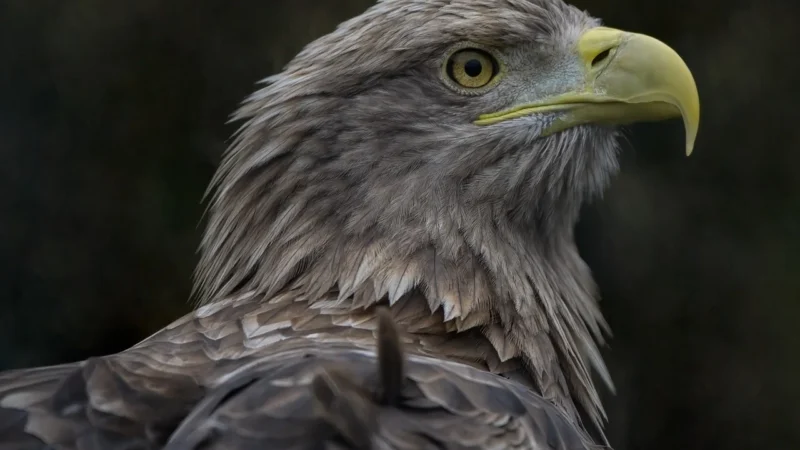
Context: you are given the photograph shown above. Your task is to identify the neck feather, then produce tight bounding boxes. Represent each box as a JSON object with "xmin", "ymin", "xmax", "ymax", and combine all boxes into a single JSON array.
[{"xmin": 195, "ymin": 92, "xmax": 617, "ymax": 433}]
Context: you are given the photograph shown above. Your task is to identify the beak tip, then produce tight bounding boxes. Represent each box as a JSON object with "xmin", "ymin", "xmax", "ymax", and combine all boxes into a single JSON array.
[
  {"xmin": 684, "ymin": 113, "xmax": 699, "ymax": 157},
  {"xmin": 684, "ymin": 129, "xmax": 697, "ymax": 156}
]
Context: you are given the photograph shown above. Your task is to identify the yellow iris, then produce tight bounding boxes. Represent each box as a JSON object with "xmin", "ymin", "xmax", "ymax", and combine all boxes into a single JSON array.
[{"xmin": 447, "ymin": 49, "xmax": 496, "ymax": 89}]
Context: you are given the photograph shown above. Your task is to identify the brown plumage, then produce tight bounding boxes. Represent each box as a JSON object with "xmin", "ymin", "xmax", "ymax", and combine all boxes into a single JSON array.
[{"xmin": 0, "ymin": 0, "xmax": 699, "ymax": 448}]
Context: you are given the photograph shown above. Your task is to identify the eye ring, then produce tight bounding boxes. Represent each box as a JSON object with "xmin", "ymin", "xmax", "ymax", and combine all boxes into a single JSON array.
[{"xmin": 441, "ymin": 45, "xmax": 504, "ymax": 94}]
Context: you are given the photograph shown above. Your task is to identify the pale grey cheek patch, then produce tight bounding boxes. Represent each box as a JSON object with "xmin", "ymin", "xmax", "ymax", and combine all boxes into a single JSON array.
[{"xmin": 501, "ymin": 45, "xmax": 586, "ymax": 105}]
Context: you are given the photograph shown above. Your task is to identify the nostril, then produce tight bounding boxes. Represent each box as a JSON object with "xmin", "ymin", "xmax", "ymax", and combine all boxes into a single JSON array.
[{"xmin": 591, "ymin": 48, "xmax": 612, "ymax": 67}]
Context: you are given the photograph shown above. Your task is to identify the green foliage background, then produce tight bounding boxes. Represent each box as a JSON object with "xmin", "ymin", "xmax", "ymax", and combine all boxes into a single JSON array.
[{"xmin": 0, "ymin": 0, "xmax": 797, "ymax": 448}]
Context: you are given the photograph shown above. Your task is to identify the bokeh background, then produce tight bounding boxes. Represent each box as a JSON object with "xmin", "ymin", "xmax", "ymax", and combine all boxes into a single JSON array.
[{"xmin": 1, "ymin": 0, "xmax": 797, "ymax": 449}]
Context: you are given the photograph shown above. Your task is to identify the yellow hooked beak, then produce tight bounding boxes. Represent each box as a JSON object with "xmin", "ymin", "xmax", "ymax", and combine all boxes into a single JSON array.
[{"xmin": 475, "ymin": 27, "xmax": 700, "ymax": 156}]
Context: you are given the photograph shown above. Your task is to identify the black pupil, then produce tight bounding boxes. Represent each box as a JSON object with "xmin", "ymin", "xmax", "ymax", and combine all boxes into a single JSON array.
[{"xmin": 464, "ymin": 59, "xmax": 483, "ymax": 77}]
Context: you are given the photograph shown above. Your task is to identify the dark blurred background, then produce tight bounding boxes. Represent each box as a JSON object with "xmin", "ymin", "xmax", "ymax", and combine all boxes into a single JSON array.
[{"xmin": 0, "ymin": 0, "xmax": 797, "ymax": 449}]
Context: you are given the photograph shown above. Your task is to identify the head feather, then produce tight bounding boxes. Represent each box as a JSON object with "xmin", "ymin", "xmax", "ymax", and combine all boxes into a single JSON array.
[{"xmin": 196, "ymin": 0, "xmax": 618, "ymax": 436}]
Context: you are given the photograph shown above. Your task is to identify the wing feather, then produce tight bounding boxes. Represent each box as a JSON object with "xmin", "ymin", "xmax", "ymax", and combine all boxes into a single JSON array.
[
  {"xmin": 161, "ymin": 312, "xmax": 596, "ymax": 450},
  {"xmin": 0, "ymin": 300, "xmax": 598, "ymax": 450},
  {"xmin": 0, "ymin": 357, "xmax": 204, "ymax": 450}
]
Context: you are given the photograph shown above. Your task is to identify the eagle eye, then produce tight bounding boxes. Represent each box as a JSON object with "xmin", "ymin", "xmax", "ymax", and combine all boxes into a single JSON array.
[{"xmin": 444, "ymin": 48, "xmax": 501, "ymax": 91}]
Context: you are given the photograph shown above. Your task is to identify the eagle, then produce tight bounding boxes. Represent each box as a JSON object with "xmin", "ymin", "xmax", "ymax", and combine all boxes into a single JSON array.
[{"xmin": 0, "ymin": 0, "xmax": 699, "ymax": 448}]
